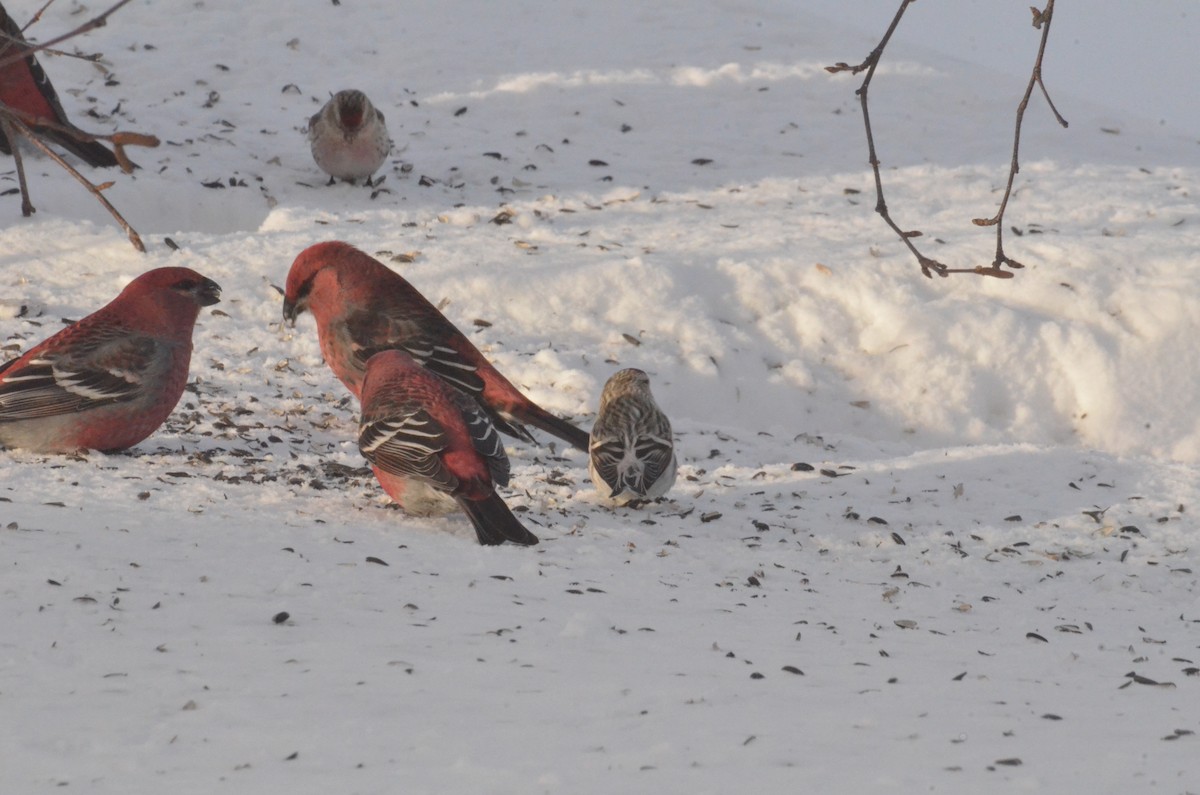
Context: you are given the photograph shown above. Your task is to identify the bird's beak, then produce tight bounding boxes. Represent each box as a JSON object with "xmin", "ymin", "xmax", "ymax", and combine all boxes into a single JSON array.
[
  {"xmin": 282, "ymin": 297, "xmax": 301, "ymax": 326},
  {"xmin": 197, "ymin": 278, "xmax": 222, "ymax": 307}
]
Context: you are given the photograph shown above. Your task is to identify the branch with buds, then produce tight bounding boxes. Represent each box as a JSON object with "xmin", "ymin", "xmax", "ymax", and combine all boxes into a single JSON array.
[
  {"xmin": 827, "ymin": 1, "xmax": 1067, "ymax": 279},
  {"xmin": 0, "ymin": 0, "xmax": 159, "ymax": 252}
]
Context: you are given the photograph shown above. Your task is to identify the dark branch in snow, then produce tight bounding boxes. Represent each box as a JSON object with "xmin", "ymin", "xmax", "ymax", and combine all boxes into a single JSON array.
[{"xmin": 827, "ymin": 0, "xmax": 1066, "ymax": 280}]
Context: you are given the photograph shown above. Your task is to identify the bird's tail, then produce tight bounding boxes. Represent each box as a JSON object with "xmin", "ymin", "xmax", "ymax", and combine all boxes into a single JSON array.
[
  {"xmin": 47, "ymin": 133, "xmax": 120, "ymax": 169},
  {"xmin": 457, "ymin": 492, "xmax": 539, "ymax": 546},
  {"xmin": 0, "ymin": 95, "xmax": 120, "ymax": 168},
  {"xmin": 518, "ymin": 404, "xmax": 591, "ymax": 452},
  {"xmin": 486, "ymin": 410, "xmax": 536, "ymax": 445}
]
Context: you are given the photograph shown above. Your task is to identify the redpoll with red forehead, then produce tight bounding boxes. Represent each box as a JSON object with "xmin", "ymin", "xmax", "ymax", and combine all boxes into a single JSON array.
[
  {"xmin": 307, "ymin": 89, "xmax": 391, "ymax": 183},
  {"xmin": 0, "ymin": 268, "xmax": 220, "ymax": 453},
  {"xmin": 589, "ymin": 368, "xmax": 677, "ymax": 504}
]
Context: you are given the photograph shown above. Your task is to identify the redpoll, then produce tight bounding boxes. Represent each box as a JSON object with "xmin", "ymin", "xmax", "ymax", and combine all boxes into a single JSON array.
[
  {"xmin": 307, "ymin": 89, "xmax": 390, "ymax": 183},
  {"xmin": 588, "ymin": 368, "xmax": 676, "ymax": 504}
]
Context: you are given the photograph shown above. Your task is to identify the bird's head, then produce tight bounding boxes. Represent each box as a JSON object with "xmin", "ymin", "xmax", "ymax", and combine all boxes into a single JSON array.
[
  {"xmin": 610, "ymin": 368, "xmax": 651, "ymax": 390},
  {"xmin": 333, "ymin": 89, "xmax": 371, "ymax": 131},
  {"xmin": 282, "ymin": 240, "xmax": 358, "ymax": 325},
  {"xmin": 128, "ymin": 267, "xmax": 222, "ymax": 308},
  {"xmin": 600, "ymin": 368, "xmax": 653, "ymax": 407}
]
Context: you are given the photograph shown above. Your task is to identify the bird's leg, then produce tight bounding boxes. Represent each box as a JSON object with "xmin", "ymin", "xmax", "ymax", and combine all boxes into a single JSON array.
[{"xmin": 1, "ymin": 117, "xmax": 36, "ymax": 216}]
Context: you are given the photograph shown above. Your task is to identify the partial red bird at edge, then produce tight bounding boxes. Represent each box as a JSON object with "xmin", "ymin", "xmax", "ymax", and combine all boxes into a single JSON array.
[
  {"xmin": 0, "ymin": 267, "xmax": 221, "ymax": 453},
  {"xmin": 282, "ymin": 240, "xmax": 591, "ymax": 452},
  {"xmin": 358, "ymin": 349, "xmax": 539, "ymax": 546},
  {"xmin": 0, "ymin": 1, "xmax": 119, "ymax": 167}
]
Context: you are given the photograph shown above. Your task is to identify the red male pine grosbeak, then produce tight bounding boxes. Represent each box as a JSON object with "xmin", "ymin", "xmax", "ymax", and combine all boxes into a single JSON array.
[
  {"xmin": 282, "ymin": 241, "xmax": 590, "ymax": 451},
  {"xmin": 0, "ymin": 267, "xmax": 220, "ymax": 453},
  {"xmin": 0, "ymin": 2, "xmax": 119, "ymax": 167},
  {"xmin": 588, "ymin": 368, "xmax": 676, "ymax": 504},
  {"xmin": 307, "ymin": 89, "xmax": 390, "ymax": 184},
  {"xmin": 358, "ymin": 349, "xmax": 538, "ymax": 546}
]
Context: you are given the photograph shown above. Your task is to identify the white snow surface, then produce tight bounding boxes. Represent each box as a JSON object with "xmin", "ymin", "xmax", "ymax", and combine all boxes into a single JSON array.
[{"xmin": 2, "ymin": 2, "xmax": 1198, "ymax": 793}]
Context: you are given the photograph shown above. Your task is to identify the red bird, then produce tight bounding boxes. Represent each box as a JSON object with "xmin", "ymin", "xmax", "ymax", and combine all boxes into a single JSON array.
[
  {"xmin": 358, "ymin": 349, "xmax": 538, "ymax": 546},
  {"xmin": 0, "ymin": 2, "xmax": 119, "ymax": 168},
  {"xmin": 0, "ymin": 267, "xmax": 220, "ymax": 453},
  {"xmin": 282, "ymin": 241, "xmax": 590, "ymax": 451}
]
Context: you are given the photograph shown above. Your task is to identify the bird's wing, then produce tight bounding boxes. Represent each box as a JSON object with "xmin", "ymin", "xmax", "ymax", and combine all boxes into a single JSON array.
[
  {"xmin": 446, "ymin": 386, "xmax": 510, "ymax": 488},
  {"xmin": 0, "ymin": 333, "xmax": 161, "ymax": 421},
  {"xmin": 630, "ymin": 430, "xmax": 674, "ymax": 494},
  {"xmin": 393, "ymin": 337, "xmax": 486, "ymax": 396},
  {"xmin": 0, "ymin": 6, "xmax": 119, "ymax": 168},
  {"xmin": 588, "ymin": 431, "xmax": 626, "ymax": 494},
  {"xmin": 590, "ymin": 398, "xmax": 675, "ymax": 496},
  {"xmin": 343, "ymin": 309, "xmax": 487, "ymax": 397},
  {"xmin": 358, "ymin": 406, "xmax": 458, "ymax": 493},
  {"xmin": 306, "ymin": 109, "xmax": 323, "ymax": 140}
]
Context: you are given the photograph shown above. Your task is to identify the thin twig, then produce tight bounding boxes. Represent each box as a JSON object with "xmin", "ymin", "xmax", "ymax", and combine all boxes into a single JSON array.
[
  {"xmin": 1, "ymin": 2, "xmax": 157, "ymax": 166},
  {"xmin": 7, "ymin": 114, "xmax": 145, "ymax": 252},
  {"xmin": 20, "ymin": 0, "xmax": 57, "ymax": 34},
  {"xmin": 971, "ymin": 1, "xmax": 1067, "ymax": 272},
  {"xmin": 0, "ymin": 0, "xmax": 132, "ymax": 71},
  {"xmin": 0, "ymin": 103, "xmax": 157, "ymax": 174},
  {"xmin": 0, "ymin": 0, "xmax": 155, "ymax": 251},
  {"xmin": 827, "ymin": 1, "xmax": 1066, "ymax": 279},
  {"xmin": 20, "ymin": 47, "xmax": 105, "ymax": 63},
  {"xmin": 827, "ymin": 0, "xmax": 949, "ymax": 278}
]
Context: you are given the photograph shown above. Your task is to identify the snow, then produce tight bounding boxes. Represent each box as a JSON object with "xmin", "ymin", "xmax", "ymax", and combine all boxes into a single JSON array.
[{"xmin": 1, "ymin": 1, "xmax": 1198, "ymax": 793}]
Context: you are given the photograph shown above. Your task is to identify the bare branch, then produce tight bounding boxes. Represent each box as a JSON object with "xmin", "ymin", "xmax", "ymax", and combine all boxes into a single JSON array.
[
  {"xmin": 824, "ymin": 0, "xmax": 915, "ymax": 77},
  {"xmin": 109, "ymin": 130, "xmax": 160, "ymax": 170},
  {"xmin": 828, "ymin": 0, "xmax": 1066, "ymax": 279},
  {"xmin": 970, "ymin": 0, "xmax": 1066, "ymax": 272},
  {"xmin": 0, "ymin": 102, "xmax": 159, "ymax": 172},
  {"xmin": 1, "ymin": 103, "xmax": 159, "ymax": 173},
  {"xmin": 18, "ymin": 45, "xmax": 106, "ymax": 64},
  {"xmin": 0, "ymin": 0, "xmax": 133, "ymax": 71},
  {"xmin": 828, "ymin": 1, "xmax": 951, "ymax": 278},
  {"xmin": 1, "ymin": 0, "xmax": 157, "ymax": 251},
  {"xmin": 1031, "ymin": 3, "xmax": 1069, "ymax": 129},
  {"xmin": 20, "ymin": 0, "xmax": 56, "ymax": 34},
  {"xmin": 6, "ymin": 114, "xmax": 145, "ymax": 252}
]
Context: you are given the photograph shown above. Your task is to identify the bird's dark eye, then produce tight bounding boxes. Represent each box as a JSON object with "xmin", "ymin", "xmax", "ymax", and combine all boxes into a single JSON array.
[{"xmin": 174, "ymin": 279, "xmax": 198, "ymax": 292}]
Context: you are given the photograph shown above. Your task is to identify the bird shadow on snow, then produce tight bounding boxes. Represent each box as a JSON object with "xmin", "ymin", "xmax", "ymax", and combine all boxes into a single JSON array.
[{"xmin": 26, "ymin": 401, "xmax": 1163, "ymax": 565}]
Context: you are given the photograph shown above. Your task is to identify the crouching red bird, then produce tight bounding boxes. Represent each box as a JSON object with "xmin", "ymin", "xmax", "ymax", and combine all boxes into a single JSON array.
[
  {"xmin": 0, "ymin": 2, "xmax": 120, "ymax": 168},
  {"xmin": 358, "ymin": 349, "xmax": 538, "ymax": 546},
  {"xmin": 0, "ymin": 267, "xmax": 221, "ymax": 453},
  {"xmin": 282, "ymin": 241, "xmax": 590, "ymax": 451}
]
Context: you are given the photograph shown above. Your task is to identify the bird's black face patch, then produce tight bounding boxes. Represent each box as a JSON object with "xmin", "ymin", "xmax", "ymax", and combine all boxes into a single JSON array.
[
  {"xmin": 282, "ymin": 279, "xmax": 314, "ymax": 324},
  {"xmin": 174, "ymin": 277, "xmax": 222, "ymax": 307}
]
